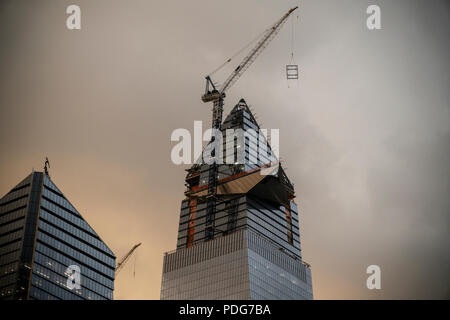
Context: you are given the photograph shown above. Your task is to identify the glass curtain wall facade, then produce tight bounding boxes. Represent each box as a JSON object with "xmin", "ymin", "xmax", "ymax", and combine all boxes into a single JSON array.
[
  {"xmin": 161, "ymin": 228, "xmax": 312, "ymax": 300},
  {"xmin": 161, "ymin": 99, "xmax": 313, "ymax": 300},
  {"xmin": 0, "ymin": 171, "xmax": 115, "ymax": 300}
]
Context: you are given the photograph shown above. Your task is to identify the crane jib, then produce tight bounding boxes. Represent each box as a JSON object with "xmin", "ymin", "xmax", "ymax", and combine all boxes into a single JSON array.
[{"xmin": 202, "ymin": 6, "xmax": 298, "ymax": 100}]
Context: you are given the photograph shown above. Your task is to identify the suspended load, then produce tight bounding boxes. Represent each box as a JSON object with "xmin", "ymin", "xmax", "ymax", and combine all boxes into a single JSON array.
[
  {"xmin": 286, "ymin": 64, "xmax": 299, "ymax": 79},
  {"xmin": 286, "ymin": 6, "xmax": 300, "ymax": 82}
]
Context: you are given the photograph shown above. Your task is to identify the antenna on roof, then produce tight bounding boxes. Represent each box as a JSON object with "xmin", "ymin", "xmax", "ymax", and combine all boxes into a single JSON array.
[{"xmin": 44, "ymin": 157, "xmax": 50, "ymax": 177}]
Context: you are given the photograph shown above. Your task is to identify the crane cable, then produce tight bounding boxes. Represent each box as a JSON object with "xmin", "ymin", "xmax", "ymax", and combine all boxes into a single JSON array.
[
  {"xmin": 288, "ymin": 2, "xmax": 300, "ymax": 88},
  {"xmin": 290, "ymin": 11, "xmax": 295, "ymax": 64},
  {"xmin": 290, "ymin": 1, "xmax": 300, "ymax": 64},
  {"xmin": 133, "ymin": 248, "xmax": 137, "ymax": 277}
]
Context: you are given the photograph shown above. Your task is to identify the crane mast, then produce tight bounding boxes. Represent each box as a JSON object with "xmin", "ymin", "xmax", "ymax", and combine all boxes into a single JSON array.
[{"xmin": 200, "ymin": 7, "xmax": 298, "ymax": 241}]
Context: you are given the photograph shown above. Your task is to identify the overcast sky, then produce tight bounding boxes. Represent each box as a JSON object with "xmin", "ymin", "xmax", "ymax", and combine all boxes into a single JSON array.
[{"xmin": 0, "ymin": 0, "xmax": 449, "ymax": 299}]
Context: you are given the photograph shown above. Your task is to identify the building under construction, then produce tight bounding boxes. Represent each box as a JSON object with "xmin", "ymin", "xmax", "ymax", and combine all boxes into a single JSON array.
[
  {"xmin": 160, "ymin": 99, "xmax": 313, "ymax": 299},
  {"xmin": 160, "ymin": 7, "xmax": 312, "ymax": 300}
]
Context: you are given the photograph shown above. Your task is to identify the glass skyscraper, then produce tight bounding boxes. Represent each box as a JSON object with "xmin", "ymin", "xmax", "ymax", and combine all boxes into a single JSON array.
[
  {"xmin": 161, "ymin": 99, "xmax": 313, "ymax": 300},
  {"xmin": 0, "ymin": 171, "xmax": 115, "ymax": 300}
]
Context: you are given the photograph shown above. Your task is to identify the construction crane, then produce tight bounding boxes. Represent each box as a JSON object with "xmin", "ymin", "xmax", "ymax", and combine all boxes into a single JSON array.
[
  {"xmin": 202, "ymin": 6, "xmax": 298, "ymax": 120},
  {"xmin": 201, "ymin": 7, "xmax": 299, "ymax": 240},
  {"xmin": 115, "ymin": 243, "xmax": 141, "ymax": 275}
]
